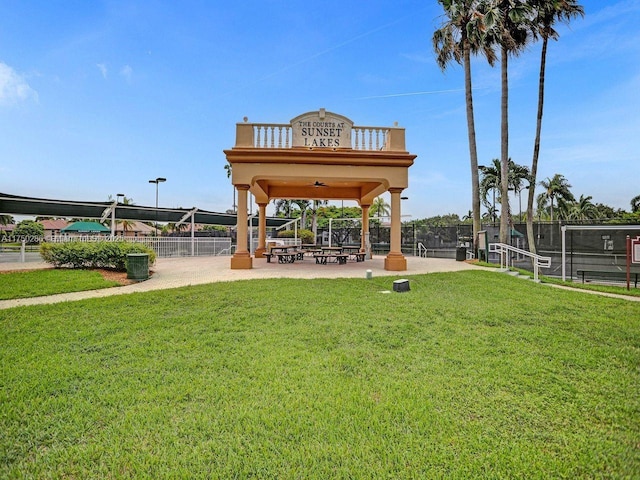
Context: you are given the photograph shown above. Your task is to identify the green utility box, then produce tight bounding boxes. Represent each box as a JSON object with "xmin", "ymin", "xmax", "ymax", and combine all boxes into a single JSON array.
[{"xmin": 126, "ymin": 253, "xmax": 149, "ymax": 281}]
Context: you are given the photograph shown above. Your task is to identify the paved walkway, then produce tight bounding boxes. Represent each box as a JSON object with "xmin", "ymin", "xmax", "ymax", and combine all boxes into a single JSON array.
[
  {"xmin": 1, "ymin": 255, "xmax": 638, "ymax": 309},
  {"xmin": 0, "ymin": 255, "xmax": 486, "ymax": 309}
]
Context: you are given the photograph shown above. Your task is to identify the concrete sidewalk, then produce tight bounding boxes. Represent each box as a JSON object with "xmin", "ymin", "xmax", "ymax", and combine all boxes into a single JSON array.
[{"xmin": 0, "ymin": 255, "xmax": 484, "ymax": 309}]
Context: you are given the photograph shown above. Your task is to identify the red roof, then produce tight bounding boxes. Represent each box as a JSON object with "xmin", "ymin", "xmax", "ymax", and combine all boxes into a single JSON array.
[
  {"xmin": 114, "ymin": 221, "xmax": 156, "ymax": 234},
  {"xmin": 40, "ymin": 219, "xmax": 70, "ymax": 231}
]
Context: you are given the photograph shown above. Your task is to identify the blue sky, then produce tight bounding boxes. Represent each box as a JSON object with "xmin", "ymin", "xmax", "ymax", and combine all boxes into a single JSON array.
[{"xmin": 1, "ymin": 0, "xmax": 638, "ymax": 220}]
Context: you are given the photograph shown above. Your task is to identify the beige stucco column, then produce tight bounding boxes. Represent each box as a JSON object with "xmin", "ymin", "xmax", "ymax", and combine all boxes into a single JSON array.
[
  {"xmin": 361, "ymin": 204, "xmax": 370, "ymax": 254},
  {"xmin": 230, "ymin": 184, "xmax": 253, "ymax": 269},
  {"xmin": 384, "ymin": 188, "xmax": 407, "ymax": 271},
  {"xmin": 255, "ymin": 202, "xmax": 268, "ymax": 258}
]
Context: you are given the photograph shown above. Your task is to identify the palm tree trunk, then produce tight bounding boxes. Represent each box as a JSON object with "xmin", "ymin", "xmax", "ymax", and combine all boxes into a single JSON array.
[
  {"xmin": 527, "ymin": 36, "xmax": 549, "ymax": 255},
  {"xmin": 463, "ymin": 40, "xmax": 482, "ymax": 253},
  {"xmin": 499, "ymin": 44, "xmax": 510, "ymax": 245},
  {"xmin": 311, "ymin": 202, "xmax": 318, "ymax": 241}
]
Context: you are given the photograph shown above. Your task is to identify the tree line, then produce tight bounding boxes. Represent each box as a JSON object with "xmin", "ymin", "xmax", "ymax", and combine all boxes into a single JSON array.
[{"xmin": 477, "ymin": 160, "xmax": 640, "ymax": 224}]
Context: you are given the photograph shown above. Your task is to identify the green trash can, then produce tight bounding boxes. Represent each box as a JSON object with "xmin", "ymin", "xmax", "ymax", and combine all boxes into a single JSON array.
[{"xmin": 126, "ymin": 253, "xmax": 149, "ymax": 280}]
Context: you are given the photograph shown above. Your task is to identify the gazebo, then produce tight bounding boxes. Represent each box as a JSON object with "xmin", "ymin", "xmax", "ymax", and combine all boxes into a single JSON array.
[{"xmin": 224, "ymin": 109, "xmax": 417, "ymax": 271}]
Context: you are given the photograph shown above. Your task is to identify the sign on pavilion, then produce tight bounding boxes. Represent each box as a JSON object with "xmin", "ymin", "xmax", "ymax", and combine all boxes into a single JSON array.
[
  {"xmin": 291, "ymin": 109, "xmax": 352, "ymax": 148},
  {"xmin": 224, "ymin": 109, "xmax": 416, "ymax": 271}
]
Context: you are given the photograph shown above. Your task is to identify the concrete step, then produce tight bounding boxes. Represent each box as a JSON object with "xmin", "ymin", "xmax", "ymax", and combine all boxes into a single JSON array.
[{"xmin": 502, "ymin": 269, "xmax": 532, "ymax": 281}]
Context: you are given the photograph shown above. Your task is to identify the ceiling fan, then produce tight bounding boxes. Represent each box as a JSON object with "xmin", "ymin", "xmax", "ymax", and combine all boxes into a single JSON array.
[{"xmin": 313, "ymin": 181, "xmax": 327, "ymax": 187}]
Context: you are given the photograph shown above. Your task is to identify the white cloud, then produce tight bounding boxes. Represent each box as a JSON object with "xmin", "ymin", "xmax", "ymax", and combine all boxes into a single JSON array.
[
  {"xmin": 97, "ymin": 63, "xmax": 108, "ymax": 79},
  {"xmin": 120, "ymin": 64, "xmax": 133, "ymax": 82},
  {"xmin": 0, "ymin": 62, "xmax": 38, "ymax": 106}
]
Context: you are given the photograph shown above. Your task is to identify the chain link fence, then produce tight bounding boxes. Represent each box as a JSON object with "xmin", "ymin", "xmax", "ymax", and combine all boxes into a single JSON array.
[{"xmin": 316, "ymin": 221, "xmax": 640, "ymax": 284}]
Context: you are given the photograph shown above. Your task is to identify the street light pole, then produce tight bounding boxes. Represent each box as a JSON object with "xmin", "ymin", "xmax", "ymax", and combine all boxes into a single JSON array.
[
  {"xmin": 518, "ymin": 188, "xmax": 522, "ymax": 224},
  {"xmin": 115, "ymin": 193, "xmax": 125, "ymax": 237},
  {"xmin": 401, "ymin": 196, "xmax": 410, "ymax": 255},
  {"xmin": 149, "ymin": 177, "xmax": 166, "ymax": 235}
]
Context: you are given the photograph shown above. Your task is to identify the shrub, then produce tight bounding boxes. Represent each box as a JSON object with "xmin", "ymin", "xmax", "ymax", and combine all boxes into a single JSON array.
[
  {"xmin": 13, "ymin": 220, "xmax": 44, "ymax": 244},
  {"xmin": 40, "ymin": 241, "xmax": 156, "ymax": 271},
  {"xmin": 297, "ymin": 229, "xmax": 315, "ymax": 244},
  {"xmin": 277, "ymin": 229, "xmax": 315, "ymax": 244}
]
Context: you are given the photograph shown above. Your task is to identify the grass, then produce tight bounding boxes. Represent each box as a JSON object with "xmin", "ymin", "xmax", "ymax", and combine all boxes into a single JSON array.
[
  {"xmin": 542, "ymin": 274, "xmax": 640, "ymax": 297},
  {"xmin": 0, "ymin": 268, "xmax": 121, "ymax": 300},
  {"xmin": 475, "ymin": 260, "xmax": 640, "ymax": 298},
  {"xmin": 1, "ymin": 270, "xmax": 639, "ymax": 478}
]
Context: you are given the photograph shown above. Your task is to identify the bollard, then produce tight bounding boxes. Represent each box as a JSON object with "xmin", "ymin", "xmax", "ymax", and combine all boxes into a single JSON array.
[{"xmin": 366, "ymin": 269, "xmax": 372, "ymax": 280}]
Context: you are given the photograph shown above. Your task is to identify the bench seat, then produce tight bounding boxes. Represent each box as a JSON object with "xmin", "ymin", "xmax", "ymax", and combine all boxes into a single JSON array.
[
  {"xmin": 314, "ymin": 253, "xmax": 349, "ymax": 265},
  {"xmin": 349, "ymin": 252, "xmax": 366, "ymax": 262},
  {"xmin": 576, "ymin": 270, "xmax": 639, "ymax": 288},
  {"xmin": 276, "ymin": 253, "xmax": 296, "ymax": 264}
]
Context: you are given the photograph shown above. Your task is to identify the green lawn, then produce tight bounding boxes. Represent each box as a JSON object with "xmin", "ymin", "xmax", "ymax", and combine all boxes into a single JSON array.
[
  {"xmin": 0, "ymin": 268, "xmax": 120, "ymax": 300},
  {"xmin": 1, "ymin": 270, "xmax": 639, "ymax": 478},
  {"xmin": 543, "ymin": 275, "xmax": 640, "ymax": 297}
]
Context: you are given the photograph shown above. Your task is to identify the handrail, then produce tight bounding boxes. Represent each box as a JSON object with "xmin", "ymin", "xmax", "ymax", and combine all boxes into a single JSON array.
[
  {"xmin": 489, "ymin": 243, "xmax": 551, "ymax": 282},
  {"xmin": 417, "ymin": 242, "xmax": 428, "ymax": 258}
]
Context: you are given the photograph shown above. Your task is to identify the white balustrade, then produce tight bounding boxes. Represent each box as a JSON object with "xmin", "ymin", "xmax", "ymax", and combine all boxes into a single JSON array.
[
  {"xmin": 252, "ymin": 124, "xmax": 291, "ymax": 148},
  {"xmin": 249, "ymin": 123, "xmax": 389, "ymax": 151}
]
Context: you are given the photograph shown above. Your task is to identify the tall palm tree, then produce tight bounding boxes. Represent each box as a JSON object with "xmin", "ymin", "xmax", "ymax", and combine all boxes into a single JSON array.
[
  {"xmin": 479, "ymin": 158, "xmax": 530, "ymax": 225},
  {"xmin": 567, "ymin": 194, "xmax": 597, "ymax": 220},
  {"xmin": 310, "ymin": 199, "xmax": 328, "ymax": 241},
  {"xmin": 434, "ymin": 0, "xmax": 496, "ymax": 253},
  {"xmin": 274, "ymin": 199, "xmax": 294, "ymax": 218},
  {"xmin": 508, "ymin": 161, "xmax": 531, "ymax": 222},
  {"xmin": 526, "ymin": 0, "xmax": 584, "ymax": 253},
  {"xmin": 479, "ymin": 159, "xmax": 501, "ymax": 224},
  {"xmin": 167, "ymin": 222, "xmax": 189, "ymax": 233},
  {"xmin": 292, "ymin": 199, "xmax": 311, "ymax": 229},
  {"xmin": 371, "ymin": 196, "xmax": 390, "ymax": 218},
  {"xmin": 537, "ymin": 174, "xmax": 574, "ymax": 222},
  {"xmin": 482, "ymin": 209, "xmax": 496, "ymax": 222},
  {"xmin": 484, "ymin": 0, "xmax": 531, "ymax": 244}
]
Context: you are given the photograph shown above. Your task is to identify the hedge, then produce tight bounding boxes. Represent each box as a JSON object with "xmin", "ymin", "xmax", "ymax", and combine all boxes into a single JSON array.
[
  {"xmin": 40, "ymin": 241, "xmax": 156, "ymax": 271},
  {"xmin": 277, "ymin": 228, "xmax": 315, "ymax": 244}
]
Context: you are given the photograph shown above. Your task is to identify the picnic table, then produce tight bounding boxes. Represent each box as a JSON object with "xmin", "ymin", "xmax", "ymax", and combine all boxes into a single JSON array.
[
  {"xmin": 314, "ymin": 253, "xmax": 349, "ymax": 265},
  {"xmin": 270, "ymin": 246, "xmax": 295, "ymax": 254},
  {"xmin": 340, "ymin": 246, "xmax": 365, "ymax": 261},
  {"xmin": 320, "ymin": 246, "xmax": 344, "ymax": 254},
  {"xmin": 265, "ymin": 246, "xmax": 303, "ymax": 263},
  {"xmin": 264, "ymin": 245, "xmax": 364, "ymax": 264}
]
